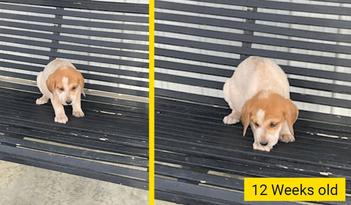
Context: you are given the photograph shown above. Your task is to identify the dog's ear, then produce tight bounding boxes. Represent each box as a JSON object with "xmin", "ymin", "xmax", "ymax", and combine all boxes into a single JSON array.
[
  {"xmin": 241, "ymin": 98, "xmax": 254, "ymax": 136},
  {"xmin": 283, "ymin": 99, "xmax": 298, "ymax": 136},
  {"xmin": 77, "ymin": 71, "xmax": 85, "ymax": 95},
  {"xmin": 46, "ymin": 73, "xmax": 57, "ymax": 93}
]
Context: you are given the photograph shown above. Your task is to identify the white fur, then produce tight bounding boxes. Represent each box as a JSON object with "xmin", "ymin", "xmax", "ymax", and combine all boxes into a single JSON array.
[
  {"xmin": 223, "ymin": 56, "xmax": 291, "ymax": 151},
  {"xmin": 253, "ymin": 109, "xmax": 265, "ymax": 146},
  {"xmin": 223, "ymin": 56, "xmax": 289, "ymax": 112},
  {"xmin": 36, "ymin": 58, "xmax": 84, "ymax": 124}
]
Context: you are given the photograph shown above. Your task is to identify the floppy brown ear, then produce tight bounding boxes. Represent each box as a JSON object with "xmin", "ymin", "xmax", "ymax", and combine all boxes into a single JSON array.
[
  {"xmin": 241, "ymin": 99, "xmax": 253, "ymax": 136},
  {"xmin": 77, "ymin": 71, "xmax": 85, "ymax": 93},
  {"xmin": 46, "ymin": 73, "xmax": 56, "ymax": 93},
  {"xmin": 284, "ymin": 99, "xmax": 299, "ymax": 136}
]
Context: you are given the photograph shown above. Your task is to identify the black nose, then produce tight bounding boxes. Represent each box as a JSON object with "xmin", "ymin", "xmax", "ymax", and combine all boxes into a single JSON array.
[
  {"xmin": 260, "ymin": 142, "xmax": 268, "ymax": 146},
  {"xmin": 66, "ymin": 100, "xmax": 72, "ymax": 105}
]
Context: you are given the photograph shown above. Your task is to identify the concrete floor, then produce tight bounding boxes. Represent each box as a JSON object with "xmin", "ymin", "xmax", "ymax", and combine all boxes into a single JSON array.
[{"xmin": 0, "ymin": 160, "xmax": 175, "ymax": 205}]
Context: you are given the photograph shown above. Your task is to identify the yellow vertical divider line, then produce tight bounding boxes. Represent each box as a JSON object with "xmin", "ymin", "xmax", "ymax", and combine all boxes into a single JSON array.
[{"xmin": 148, "ymin": 0, "xmax": 155, "ymax": 204}]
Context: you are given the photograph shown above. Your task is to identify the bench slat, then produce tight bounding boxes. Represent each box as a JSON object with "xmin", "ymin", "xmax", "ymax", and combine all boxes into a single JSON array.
[
  {"xmin": 199, "ymin": 0, "xmax": 351, "ymax": 16},
  {"xmin": 0, "ymin": 145, "xmax": 148, "ymax": 189},
  {"xmin": 0, "ymin": 37, "xmax": 148, "ymax": 59},
  {"xmin": 157, "ymin": 1, "xmax": 351, "ymax": 29},
  {"xmin": 0, "ymin": 3, "xmax": 148, "ymax": 23},
  {"xmin": 0, "ymin": 27, "xmax": 147, "ymax": 50},
  {"xmin": 0, "ymin": 0, "xmax": 148, "ymax": 14},
  {"xmin": 0, "ymin": 60, "xmax": 148, "ymax": 78},
  {"xmin": 157, "ymin": 13, "xmax": 351, "ymax": 45},
  {"xmin": 156, "ymin": 45, "xmax": 351, "ymax": 69},
  {"xmin": 155, "ymin": 99, "xmax": 351, "ymax": 201},
  {"xmin": 0, "ymin": 13, "xmax": 147, "ymax": 31},
  {"xmin": 0, "ymin": 135, "xmax": 147, "ymax": 167}
]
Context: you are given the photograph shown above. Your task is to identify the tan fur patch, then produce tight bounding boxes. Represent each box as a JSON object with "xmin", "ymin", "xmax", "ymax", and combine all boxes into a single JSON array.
[
  {"xmin": 241, "ymin": 90, "xmax": 298, "ymax": 136},
  {"xmin": 47, "ymin": 66, "xmax": 84, "ymax": 93}
]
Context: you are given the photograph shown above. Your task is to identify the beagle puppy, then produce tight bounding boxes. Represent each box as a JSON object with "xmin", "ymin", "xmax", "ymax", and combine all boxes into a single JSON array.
[
  {"xmin": 36, "ymin": 58, "xmax": 85, "ymax": 124},
  {"xmin": 223, "ymin": 56, "xmax": 298, "ymax": 152}
]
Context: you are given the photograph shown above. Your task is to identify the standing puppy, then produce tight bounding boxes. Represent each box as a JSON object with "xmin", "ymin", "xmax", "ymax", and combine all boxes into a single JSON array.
[
  {"xmin": 36, "ymin": 58, "xmax": 85, "ymax": 124},
  {"xmin": 223, "ymin": 56, "xmax": 298, "ymax": 152}
]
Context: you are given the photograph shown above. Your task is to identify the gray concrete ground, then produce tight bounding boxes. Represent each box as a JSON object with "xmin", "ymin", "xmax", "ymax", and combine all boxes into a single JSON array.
[{"xmin": 0, "ymin": 160, "xmax": 175, "ymax": 205}]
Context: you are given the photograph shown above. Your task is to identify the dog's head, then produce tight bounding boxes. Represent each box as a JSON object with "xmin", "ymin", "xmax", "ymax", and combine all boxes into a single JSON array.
[
  {"xmin": 47, "ymin": 66, "xmax": 84, "ymax": 105},
  {"xmin": 241, "ymin": 91, "xmax": 298, "ymax": 149}
]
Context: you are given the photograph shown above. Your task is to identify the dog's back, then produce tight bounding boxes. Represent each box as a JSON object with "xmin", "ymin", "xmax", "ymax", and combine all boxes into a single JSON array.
[
  {"xmin": 42, "ymin": 59, "xmax": 76, "ymax": 81},
  {"xmin": 224, "ymin": 56, "xmax": 290, "ymax": 112}
]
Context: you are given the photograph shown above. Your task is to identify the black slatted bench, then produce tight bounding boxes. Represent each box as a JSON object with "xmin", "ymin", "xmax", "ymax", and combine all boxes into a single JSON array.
[
  {"xmin": 0, "ymin": 0, "xmax": 149, "ymax": 190},
  {"xmin": 155, "ymin": 1, "xmax": 351, "ymax": 204}
]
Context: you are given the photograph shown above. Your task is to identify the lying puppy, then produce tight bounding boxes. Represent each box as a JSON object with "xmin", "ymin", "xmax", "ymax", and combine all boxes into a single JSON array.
[
  {"xmin": 223, "ymin": 56, "xmax": 298, "ymax": 152},
  {"xmin": 36, "ymin": 58, "xmax": 85, "ymax": 124}
]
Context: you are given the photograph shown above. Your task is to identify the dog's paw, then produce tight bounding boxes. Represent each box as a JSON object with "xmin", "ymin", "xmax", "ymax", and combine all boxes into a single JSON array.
[
  {"xmin": 55, "ymin": 114, "xmax": 68, "ymax": 124},
  {"xmin": 253, "ymin": 143, "xmax": 272, "ymax": 152},
  {"xmin": 223, "ymin": 115, "xmax": 239, "ymax": 124},
  {"xmin": 73, "ymin": 110, "xmax": 85, "ymax": 118},
  {"xmin": 36, "ymin": 97, "xmax": 48, "ymax": 105},
  {"xmin": 280, "ymin": 134, "xmax": 295, "ymax": 143}
]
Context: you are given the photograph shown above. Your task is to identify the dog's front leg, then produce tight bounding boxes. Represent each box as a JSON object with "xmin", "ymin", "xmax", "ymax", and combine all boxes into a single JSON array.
[
  {"xmin": 51, "ymin": 97, "xmax": 68, "ymax": 124},
  {"xmin": 36, "ymin": 95, "xmax": 49, "ymax": 105},
  {"xmin": 223, "ymin": 109, "xmax": 240, "ymax": 124},
  {"xmin": 72, "ymin": 94, "xmax": 84, "ymax": 118},
  {"xmin": 253, "ymin": 142, "xmax": 272, "ymax": 152},
  {"xmin": 279, "ymin": 121, "xmax": 295, "ymax": 143}
]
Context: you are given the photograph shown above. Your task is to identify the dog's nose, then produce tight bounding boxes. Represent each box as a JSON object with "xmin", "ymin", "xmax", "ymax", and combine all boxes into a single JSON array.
[
  {"xmin": 66, "ymin": 100, "xmax": 72, "ymax": 105},
  {"xmin": 260, "ymin": 141, "xmax": 268, "ymax": 146}
]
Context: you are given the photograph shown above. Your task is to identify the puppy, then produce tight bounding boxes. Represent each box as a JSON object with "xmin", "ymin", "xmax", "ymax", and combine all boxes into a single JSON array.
[
  {"xmin": 223, "ymin": 56, "xmax": 298, "ymax": 152},
  {"xmin": 36, "ymin": 58, "xmax": 85, "ymax": 124}
]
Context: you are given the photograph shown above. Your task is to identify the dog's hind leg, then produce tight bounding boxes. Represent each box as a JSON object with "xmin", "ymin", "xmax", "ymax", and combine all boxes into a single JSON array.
[
  {"xmin": 223, "ymin": 80, "xmax": 241, "ymax": 124},
  {"xmin": 35, "ymin": 72, "xmax": 49, "ymax": 105}
]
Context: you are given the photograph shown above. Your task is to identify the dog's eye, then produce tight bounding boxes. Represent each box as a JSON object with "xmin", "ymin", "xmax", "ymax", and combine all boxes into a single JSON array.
[
  {"xmin": 270, "ymin": 122, "xmax": 278, "ymax": 128},
  {"xmin": 58, "ymin": 87, "xmax": 64, "ymax": 92},
  {"xmin": 71, "ymin": 86, "xmax": 76, "ymax": 91},
  {"xmin": 254, "ymin": 122, "xmax": 260, "ymax": 127}
]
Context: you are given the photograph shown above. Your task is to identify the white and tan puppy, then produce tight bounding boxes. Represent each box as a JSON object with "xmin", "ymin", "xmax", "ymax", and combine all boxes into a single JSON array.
[
  {"xmin": 223, "ymin": 56, "xmax": 298, "ymax": 152},
  {"xmin": 36, "ymin": 58, "xmax": 85, "ymax": 124}
]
